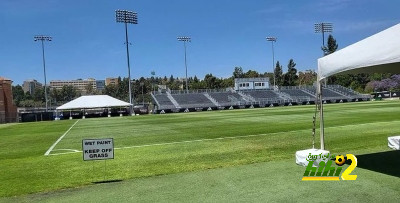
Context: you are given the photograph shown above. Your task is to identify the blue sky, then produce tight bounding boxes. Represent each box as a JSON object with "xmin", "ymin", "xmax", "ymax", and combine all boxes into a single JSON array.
[{"xmin": 1, "ymin": 0, "xmax": 399, "ymax": 85}]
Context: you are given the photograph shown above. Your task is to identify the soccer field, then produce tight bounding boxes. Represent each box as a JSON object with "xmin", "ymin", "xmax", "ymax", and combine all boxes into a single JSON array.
[{"xmin": 1, "ymin": 100, "xmax": 400, "ymax": 201}]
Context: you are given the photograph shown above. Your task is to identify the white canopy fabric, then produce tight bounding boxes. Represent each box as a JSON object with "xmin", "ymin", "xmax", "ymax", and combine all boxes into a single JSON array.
[
  {"xmin": 56, "ymin": 95, "xmax": 131, "ymax": 110},
  {"xmin": 315, "ymin": 23, "xmax": 400, "ymax": 150},
  {"xmin": 318, "ymin": 23, "xmax": 400, "ymax": 81}
]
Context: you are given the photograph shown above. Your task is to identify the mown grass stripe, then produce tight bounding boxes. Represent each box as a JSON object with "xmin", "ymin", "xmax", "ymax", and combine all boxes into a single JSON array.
[{"xmin": 49, "ymin": 119, "xmax": 400, "ymax": 156}]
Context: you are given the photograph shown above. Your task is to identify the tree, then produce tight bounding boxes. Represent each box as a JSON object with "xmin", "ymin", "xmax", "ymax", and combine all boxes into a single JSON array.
[
  {"xmin": 244, "ymin": 70, "xmax": 260, "ymax": 78},
  {"xmin": 12, "ymin": 85, "xmax": 25, "ymax": 106},
  {"xmin": 233, "ymin": 67, "xmax": 244, "ymax": 78},
  {"xmin": 204, "ymin": 74, "xmax": 221, "ymax": 89},
  {"xmin": 283, "ymin": 59, "xmax": 298, "ymax": 86},
  {"xmin": 298, "ymin": 70, "xmax": 317, "ymax": 86},
  {"xmin": 104, "ymin": 84, "xmax": 118, "ymax": 98},
  {"xmin": 274, "ymin": 61, "xmax": 283, "ymax": 86},
  {"xmin": 221, "ymin": 77, "xmax": 234, "ymax": 88},
  {"xmin": 50, "ymin": 88, "xmax": 61, "ymax": 105},
  {"xmin": 61, "ymin": 85, "xmax": 77, "ymax": 101},
  {"xmin": 322, "ymin": 34, "xmax": 338, "ymax": 56},
  {"xmin": 25, "ymin": 91, "xmax": 33, "ymax": 100},
  {"xmin": 33, "ymin": 87, "xmax": 44, "ymax": 102},
  {"xmin": 84, "ymin": 83, "xmax": 95, "ymax": 95}
]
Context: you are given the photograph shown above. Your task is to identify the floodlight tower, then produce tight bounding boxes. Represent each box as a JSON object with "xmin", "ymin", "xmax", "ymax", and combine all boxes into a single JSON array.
[
  {"xmin": 34, "ymin": 35, "xmax": 52, "ymax": 112},
  {"xmin": 314, "ymin": 22, "xmax": 333, "ymax": 49},
  {"xmin": 266, "ymin": 37, "xmax": 277, "ymax": 88},
  {"xmin": 177, "ymin": 36, "xmax": 191, "ymax": 93},
  {"xmin": 116, "ymin": 9, "xmax": 138, "ymax": 115}
]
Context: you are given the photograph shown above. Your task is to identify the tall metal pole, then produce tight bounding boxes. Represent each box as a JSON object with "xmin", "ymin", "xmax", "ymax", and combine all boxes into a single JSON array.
[
  {"xmin": 184, "ymin": 41, "xmax": 188, "ymax": 93},
  {"xmin": 41, "ymin": 40, "xmax": 48, "ymax": 112},
  {"xmin": 116, "ymin": 10, "xmax": 138, "ymax": 115},
  {"xmin": 266, "ymin": 37, "xmax": 277, "ymax": 88},
  {"xmin": 178, "ymin": 36, "xmax": 191, "ymax": 93},
  {"xmin": 124, "ymin": 21, "xmax": 133, "ymax": 113},
  {"xmin": 34, "ymin": 35, "xmax": 52, "ymax": 112},
  {"xmin": 314, "ymin": 22, "xmax": 332, "ymax": 150}
]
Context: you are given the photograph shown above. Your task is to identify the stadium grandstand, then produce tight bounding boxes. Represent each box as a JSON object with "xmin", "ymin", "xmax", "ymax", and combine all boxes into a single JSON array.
[{"xmin": 151, "ymin": 83, "xmax": 371, "ymax": 113}]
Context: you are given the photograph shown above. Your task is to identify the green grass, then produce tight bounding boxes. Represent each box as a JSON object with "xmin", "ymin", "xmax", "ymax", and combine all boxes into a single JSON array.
[
  {"xmin": 1, "ymin": 100, "xmax": 400, "ymax": 201},
  {"xmin": 3, "ymin": 160, "xmax": 400, "ymax": 202}
]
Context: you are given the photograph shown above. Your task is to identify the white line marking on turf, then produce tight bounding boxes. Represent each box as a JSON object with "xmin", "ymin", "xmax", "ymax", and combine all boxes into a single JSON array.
[
  {"xmin": 48, "ymin": 120, "xmax": 400, "ymax": 156},
  {"xmin": 44, "ymin": 120, "xmax": 80, "ymax": 156}
]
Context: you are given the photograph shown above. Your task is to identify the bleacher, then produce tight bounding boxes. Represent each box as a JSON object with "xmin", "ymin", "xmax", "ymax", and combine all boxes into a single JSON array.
[
  {"xmin": 302, "ymin": 87, "xmax": 349, "ymax": 99},
  {"xmin": 151, "ymin": 85, "xmax": 370, "ymax": 112},
  {"xmin": 242, "ymin": 90, "xmax": 281, "ymax": 100},
  {"xmin": 209, "ymin": 92, "xmax": 244, "ymax": 106},
  {"xmin": 172, "ymin": 93, "xmax": 216, "ymax": 108},
  {"xmin": 322, "ymin": 88, "xmax": 347, "ymax": 99},
  {"xmin": 280, "ymin": 89, "xmax": 314, "ymax": 97},
  {"xmin": 328, "ymin": 85, "xmax": 359, "ymax": 97},
  {"xmin": 280, "ymin": 88, "xmax": 315, "ymax": 103},
  {"xmin": 153, "ymin": 94, "xmax": 176, "ymax": 109}
]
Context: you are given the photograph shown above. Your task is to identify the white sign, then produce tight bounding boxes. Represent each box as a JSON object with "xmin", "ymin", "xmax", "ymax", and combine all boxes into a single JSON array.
[{"xmin": 82, "ymin": 138, "xmax": 114, "ymax": 161}]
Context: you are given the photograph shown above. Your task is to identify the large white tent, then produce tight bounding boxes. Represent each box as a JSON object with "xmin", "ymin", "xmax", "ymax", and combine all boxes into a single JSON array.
[
  {"xmin": 56, "ymin": 95, "xmax": 131, "ymax": 110},
  {"xmin": 316, "ymin": 23, "xmax": 400, "ymax": 149},
  {"xmin": 318, "ymin": 23, "xmax": 400, "ymax": 80}
]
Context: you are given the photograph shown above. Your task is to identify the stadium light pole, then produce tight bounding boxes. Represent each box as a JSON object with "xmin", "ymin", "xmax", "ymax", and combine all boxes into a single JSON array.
[
  {"xmin": 314, "ymin": 22, "xmax": 332, "ymax": 150},
  {"xmin": 314, "ymin": 22, "xmax": 333, "ymax": 51},
  {"xmin": 116, "ymin": 9, "xmax": 138, "ymax": 115},
  {"xmin": 34, "ymin": 35, "xmax": 52, "ymax": 112},
  {"xmin": 177, "ymin": 36, "xmax": 191, "ymax": 93},
  {"xmin": 266, "ymin": 37, "xmax": 277, "ymax": 88}
]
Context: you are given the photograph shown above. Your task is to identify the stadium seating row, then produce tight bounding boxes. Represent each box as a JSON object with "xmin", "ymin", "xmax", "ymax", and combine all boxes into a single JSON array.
[{"xmin": 152, "ymin": 85, "xmax": 370, "ymax": 111}]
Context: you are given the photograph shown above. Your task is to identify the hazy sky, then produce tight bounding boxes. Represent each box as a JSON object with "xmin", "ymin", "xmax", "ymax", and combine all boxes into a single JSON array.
[{"xmin": 1, "ymin": 0, "xmax": 399, "ymax": 85}]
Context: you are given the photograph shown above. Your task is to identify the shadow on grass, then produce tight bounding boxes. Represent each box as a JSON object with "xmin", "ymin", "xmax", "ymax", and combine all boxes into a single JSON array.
[
  {"xmin": 343, "ymin": 150, "xmax": 400, "ymax": 178},
  {"xmin": 92, "ymin": 179, "xmax": 123, "ymax": 184}
]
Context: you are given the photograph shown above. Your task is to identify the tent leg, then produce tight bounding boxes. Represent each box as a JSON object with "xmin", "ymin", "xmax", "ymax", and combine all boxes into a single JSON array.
[{"xmin": 318, "ymin": 79, "xmax": 325, "ymax": 150}]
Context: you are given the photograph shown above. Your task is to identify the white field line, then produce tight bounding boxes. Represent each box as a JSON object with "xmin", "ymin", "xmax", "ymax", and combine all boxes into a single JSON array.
[
  {"xmin": 48, "ymin": 120, "xmax": 400, "ymax": 156},
  {"xmin": 44, "ymin": 120, "xmax": 80, "ymax": 156}
]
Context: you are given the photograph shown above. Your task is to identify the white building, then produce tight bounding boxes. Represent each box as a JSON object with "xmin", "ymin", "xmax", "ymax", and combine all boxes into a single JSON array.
[{"xmin": 234, "ymin": 78, "xmax": 270, "ymax": 91}]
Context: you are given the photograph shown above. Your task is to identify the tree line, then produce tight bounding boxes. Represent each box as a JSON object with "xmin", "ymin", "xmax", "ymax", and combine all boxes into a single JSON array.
[{"xmin": 12, "ymin": 34, "xmax": 399, "ymax": 107}]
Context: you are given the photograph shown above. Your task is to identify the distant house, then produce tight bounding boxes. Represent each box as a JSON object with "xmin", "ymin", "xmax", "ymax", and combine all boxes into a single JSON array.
[{"xmin": 234, "ymin": 78, "xmax": 270, "ymax": 91}]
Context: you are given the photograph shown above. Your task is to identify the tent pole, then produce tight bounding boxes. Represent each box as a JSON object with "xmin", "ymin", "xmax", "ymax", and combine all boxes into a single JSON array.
[{"xmin": 317, "ymin": 77, "xmax": 325, "ymax": 150}]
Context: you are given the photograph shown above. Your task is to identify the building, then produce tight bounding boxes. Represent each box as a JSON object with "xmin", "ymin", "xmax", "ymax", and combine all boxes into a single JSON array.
[
  {"xmin": 234, "ymin": 78, "xmax": 270, "ymax": 91},
  {"xmin": 0, "ymin": 77, "xmax": 17, "ymax": 123},
  {"xmin": 22, "ymin": 79, "xmax": 42, "ymax": 94},
  {"xmin": 105, "ymin": 77, "xmax": 119, "ymax": 86},
  {"xmin": 96, "ymin": 80, "xmax": 105, "ymax": 91},
  {"xmin": 50, "ymin": 78, "xmax": 96, "ymax": 92}
]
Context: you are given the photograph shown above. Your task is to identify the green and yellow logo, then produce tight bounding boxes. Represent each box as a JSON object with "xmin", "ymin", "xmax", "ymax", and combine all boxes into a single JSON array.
[{"xmin": 302, "ymin": 154, "xmax": 357, "ymax": 181}]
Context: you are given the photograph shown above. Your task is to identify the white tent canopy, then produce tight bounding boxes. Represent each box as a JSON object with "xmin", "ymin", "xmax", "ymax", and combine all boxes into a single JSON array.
[
  {"xmin": 56, "ymin": 95, "xmax": 132, "ymax": 110},
  {"xmin": 318, "ymin": 23, "xmax": 400, "ymax": 81},
  {"xmin": 316, "ymin": 23, "xmax": 400, "ymax": 150}
]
